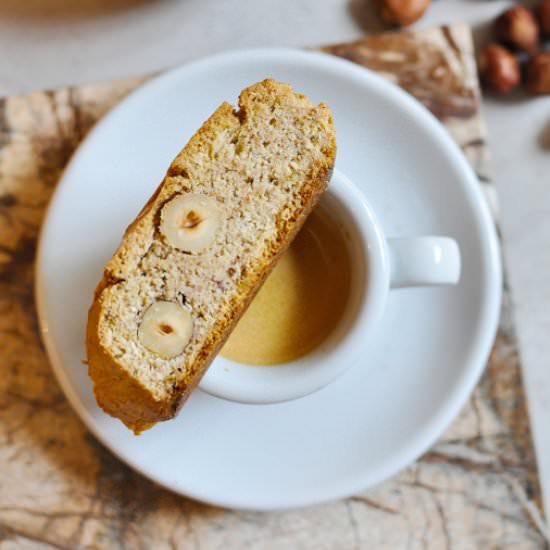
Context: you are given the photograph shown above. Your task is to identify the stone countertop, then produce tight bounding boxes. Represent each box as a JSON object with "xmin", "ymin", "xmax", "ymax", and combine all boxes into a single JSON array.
[{"xmin": 0, "ymin": 1, "xmax": 549, "ymax": 547}]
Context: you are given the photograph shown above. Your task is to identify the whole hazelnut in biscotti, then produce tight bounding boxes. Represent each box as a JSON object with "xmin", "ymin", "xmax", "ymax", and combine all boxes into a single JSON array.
[
  {"xmin": 535, "ymin": 0, "xmax": 550, "ymax": 38},
  {"xmin": 374, "ymin": 0, "xmax": 431, "ymax": 27},
  {"xmin": 138, "ymin": 301, "xmax": 193, "ymax": 358},
  {"xmin": 478, "ymin": 44, "xmax": 521, "ymax": 94},
  {"xmin": 525, "ymin": 52, "xmax": 550, "ymax": 94},
  {"xmin": 160, "ymin": 193, "xmax": 223, "ymax": 253},
  {"xmin": 495, "ymin": 7, "xmax": 540, "ymax": 53}
]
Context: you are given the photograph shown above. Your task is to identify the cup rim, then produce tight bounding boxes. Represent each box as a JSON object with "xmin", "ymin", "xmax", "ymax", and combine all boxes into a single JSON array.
[{"xmin": 199, "ymin": 169, "xmax": 390, "ymax": 404}]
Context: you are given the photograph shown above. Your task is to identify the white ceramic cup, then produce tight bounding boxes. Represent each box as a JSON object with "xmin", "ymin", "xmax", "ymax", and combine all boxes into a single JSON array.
[{"xmin": 199, "ymin": 169, "xmax": 461, "ymax": 404}]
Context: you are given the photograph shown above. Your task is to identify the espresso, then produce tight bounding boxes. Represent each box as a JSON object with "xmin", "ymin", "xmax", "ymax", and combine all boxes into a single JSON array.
[{"xmin": 221, "ymin": 204, "xmax": 352, "ymax": 365}]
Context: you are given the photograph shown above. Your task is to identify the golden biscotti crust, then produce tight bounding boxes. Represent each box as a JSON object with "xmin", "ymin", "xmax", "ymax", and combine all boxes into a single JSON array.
[{"xmin": 86, "ymin": 79, "xmax": 336, "ymax": 433}]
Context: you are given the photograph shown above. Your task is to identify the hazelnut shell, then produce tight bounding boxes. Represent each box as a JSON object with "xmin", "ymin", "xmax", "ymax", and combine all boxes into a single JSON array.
[
  {"xmin": 535, "ymin": 0, "xmax": 550, "ymax": 38},
  {"xmin": 374, "ymin": 0, "xmax": 431, "ymax": 27},
  {"xmin": 495, "ymin": 7, "xmax": 540, "ymax": 53},
  {"xmin": 478, "ymin": 44, "xmax": 521, "ymax": 94},
  {"xmin": 525, "ymin": 52, "xmax": 550, "ymax": 95}
]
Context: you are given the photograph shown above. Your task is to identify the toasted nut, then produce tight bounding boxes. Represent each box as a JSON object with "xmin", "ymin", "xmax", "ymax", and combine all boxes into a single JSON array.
[
  {"xmin": 160, "ymin": 193, "xmax": 222, "ymax": 253},
  {"xmin": 374, "ymin": 0, "xmax": 431, "ymax": 27},
  {"xmin": 138, "ymin": 301, "xmax": 193, "ymax": 358},
  {"xmin": 535, "ymin": 0, "xmax": 550, "ymax": 38},
  {"xmin": 525, "ymin": 52, "xmax": 550, "ymax": 94},
  {"xmin": 495, "ymin": 7, "xmax": 540, "ymax": 53},
  {"xmin": 478, "ymin": 44, "xmax": 521, "ymax": 94}
]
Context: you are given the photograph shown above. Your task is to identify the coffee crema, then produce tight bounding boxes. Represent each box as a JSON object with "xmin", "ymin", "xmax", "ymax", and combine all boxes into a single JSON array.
[{"xmin": 221, "ymin": 204, "xmax": 352, "ymax": 365}]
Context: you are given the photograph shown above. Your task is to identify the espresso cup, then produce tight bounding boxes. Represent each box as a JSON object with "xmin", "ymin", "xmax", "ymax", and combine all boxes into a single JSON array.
[{"xmin": 199, "ymin": 169, "xmax": 461, "ymax": 404}]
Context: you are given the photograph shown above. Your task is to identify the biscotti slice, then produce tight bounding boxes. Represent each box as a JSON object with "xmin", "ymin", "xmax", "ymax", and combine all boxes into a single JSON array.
[{"xmin": 86, "ymin": 79, "xmax": 336, "ymax": 433}]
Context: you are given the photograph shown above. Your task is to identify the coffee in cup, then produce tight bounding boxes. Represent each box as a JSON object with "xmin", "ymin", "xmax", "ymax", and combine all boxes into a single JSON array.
[{"xmin": 221, "ymin": 204, "xmax": 353, "ymax": 365}]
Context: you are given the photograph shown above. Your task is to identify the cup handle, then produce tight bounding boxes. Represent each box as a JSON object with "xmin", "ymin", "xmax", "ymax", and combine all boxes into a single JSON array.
[{"xmin": 388, "ymin": 237, "xmax": 461, "ymax": 289}]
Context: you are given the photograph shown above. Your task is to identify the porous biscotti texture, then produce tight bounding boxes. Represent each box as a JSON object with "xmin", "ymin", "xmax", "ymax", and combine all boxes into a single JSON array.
[{"xmin": 86, "ymin": 79, "xmax": 336, "ymax": 433}]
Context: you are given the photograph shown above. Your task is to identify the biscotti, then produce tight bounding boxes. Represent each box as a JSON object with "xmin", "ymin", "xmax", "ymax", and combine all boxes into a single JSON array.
[{"xmin": 86, "ymin": 79, "xmax": 336, "ymax": 433}]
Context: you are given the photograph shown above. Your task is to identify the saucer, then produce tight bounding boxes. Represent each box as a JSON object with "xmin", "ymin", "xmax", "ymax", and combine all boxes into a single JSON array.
[{"xmin": 35, "ymin": 49, "xmax": 501, "ymax": 510}]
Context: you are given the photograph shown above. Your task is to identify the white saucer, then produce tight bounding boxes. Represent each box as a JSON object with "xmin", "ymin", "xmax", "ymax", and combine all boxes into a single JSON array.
[{"xmin": 35, "ymin": 49, "xmax": 501, "ymax": 510}]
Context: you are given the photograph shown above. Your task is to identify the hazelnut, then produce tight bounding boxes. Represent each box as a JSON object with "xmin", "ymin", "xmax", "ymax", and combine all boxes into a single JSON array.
[
  {"xmin": 525, "ymin": 52, "xmax": 550, "ymax": 94},
  {"xmin": 478, "ymin": 44, "xmax": 520, "ymax": 94},
  {"xmin": 374, "ymin": 0, "xmax": 431, "ymax": 27},
  {"xmin": 495, "ymin": 7, "xmax": 540, "ymax": 53},
  {"xmin": 160, "ymin": 193, "xmax": 223, "ymax": 253},
  {"xmin": 535, "ymin": 0, "xmax": 550, "ymax": 38}
]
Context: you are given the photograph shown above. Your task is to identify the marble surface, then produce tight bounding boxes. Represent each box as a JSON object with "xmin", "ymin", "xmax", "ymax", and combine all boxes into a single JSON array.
[{"xmin": 0, "ymin": 0, "xmax": 549, "ymax": 547}]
